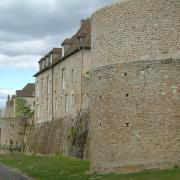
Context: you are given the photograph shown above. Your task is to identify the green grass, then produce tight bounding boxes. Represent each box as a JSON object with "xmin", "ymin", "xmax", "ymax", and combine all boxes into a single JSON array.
[{"xmin": 0, "ymin": 154, "xmax": 179, "ymax": 180}]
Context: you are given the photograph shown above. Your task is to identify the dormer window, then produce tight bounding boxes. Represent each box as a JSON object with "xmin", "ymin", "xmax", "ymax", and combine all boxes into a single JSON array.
[
  {"xmin": 61, "ymin": 38, "xmax": 71, "ymax": 58},
  {"xmin": 50, "ymin": 54, "xmax": 53, "ymax": 63},
  {"xmin": 62, "ymin": 45, "xmax": 64, "ymax": 57},
  {"xmin": 46, "ymin": 57, "xmax": 49, "ymax": 67},
  {"xmin": 42, "ymin": 60, "xmax": 44, "ymax": 69},
  {"xmin": 39, "ymin": 62, "xmax": 42, "ymax": 70},
  {"xmin": 62, "ymin": 68, "xmax": 65, "ymax": 90}
]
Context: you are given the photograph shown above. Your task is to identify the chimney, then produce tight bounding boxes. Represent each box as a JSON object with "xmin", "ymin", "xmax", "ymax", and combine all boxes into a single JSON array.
[
  {"xmin": 81, "ymin": 19, "xmax": 86, "ymax": 27},
  {"xmin": 81, "ymin": 18, "xmax": 91, "ymax": 27},
  {"xmin": 81, "ymin": 18, "xmax": 90, "ymax": 27}
]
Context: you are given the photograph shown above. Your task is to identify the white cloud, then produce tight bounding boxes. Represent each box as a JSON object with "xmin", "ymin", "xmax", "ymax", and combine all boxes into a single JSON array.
[
  {"xmin": 0, "ymin": 88, "xmax": 15, "ymax": 108},
  {"xmin": 0, "ymin": 53, "xmax": 39, "ymax": 69},
  {"xmin": 0, "ymin": 0, "xmax": 115, "ymax": 102},
  {"xmin": 0, "ymin": 88, "xmax": 15, "ymax": 98},
  {"xmin": 0, "ymin": 39, "xmax": 51, "ymax": 56}
]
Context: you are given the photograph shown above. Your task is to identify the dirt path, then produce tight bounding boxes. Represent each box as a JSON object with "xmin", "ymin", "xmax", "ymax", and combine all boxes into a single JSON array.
[{"xmin": 0, "ymin": 165, "xmax": 32, "ymax": 180}]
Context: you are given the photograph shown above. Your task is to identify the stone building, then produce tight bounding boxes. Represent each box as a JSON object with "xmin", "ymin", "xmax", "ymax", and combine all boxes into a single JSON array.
[
  {"xmin": 2, "ymin": 83, "xmax": 35, "ymax": 118},
  {"xmin": 89, "ymin": 0, "xmax": 180, "ymax": 173},
  {"xmin": 0, "ymin": 84, "xmax": 35, "ymax": 152},
  {"xmin": 34, "ymin": 19, "xmax": 91, "ymax": 123},
  {"xmin": 34, "ymin": 48, "xmax": 62, "ymax": 122},
  {"xmin": 16, "ymin": 83, "xmax": 35, "ymax": 112},
  {"xmin": 26, "ymin": 18, "xmax": 91, "ymax": 157}
]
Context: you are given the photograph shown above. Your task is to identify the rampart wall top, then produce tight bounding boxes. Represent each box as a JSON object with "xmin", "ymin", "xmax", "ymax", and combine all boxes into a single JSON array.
[{"xmin": 91, "ymin": 0, "xmax": 180, "ymax": 68}]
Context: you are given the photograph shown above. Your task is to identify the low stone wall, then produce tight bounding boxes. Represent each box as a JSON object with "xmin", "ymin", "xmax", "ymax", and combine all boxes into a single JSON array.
[
  {"xmin": 0, "ymin": 117, "xmax": 28, "ymax": 152},
  {"xmin": 24, "ymin": 110, "xmax": 90, "ymax": 159}
]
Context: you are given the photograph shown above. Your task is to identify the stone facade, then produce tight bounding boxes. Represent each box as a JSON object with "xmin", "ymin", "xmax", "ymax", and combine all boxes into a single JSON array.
[
  {"xmin": 16, "ymin": 83, "xmax": 35, "ymax": 112},
  {"xmin": 27, "ymin": 19, "xmax": 91, "ymax": 157},
  {"xmin": 24, "ymin": 110, "xmax": 89, "ymax": 158},
  {"xmin": 34, "ymin": 19, "xmax": 91, "ymax": 124},
  {"xmin": 90, "ymin": 0, "xmax": 180, "ymax": 173},
  {"xmin": 34, "ymin": 49, "xmax": 91, "ymax": 123},
  {"xmin": 91, "ymin": 0, "xmax": 180, "ymax": 68}
]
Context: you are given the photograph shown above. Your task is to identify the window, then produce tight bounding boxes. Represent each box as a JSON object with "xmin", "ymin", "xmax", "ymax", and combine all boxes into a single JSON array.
[
  {"xmin": 37, "ymin": 105, "xmax": 40, "ymax": 118},
  {"xmin": 46, "ymin": 57, "xmax": 49, "ymax": 67},
  {"xmin": 55, "ymin": 99, "xmax": 58, "ymax": 111},
  {"xmin": 39, "ymin": 63, "xmax": 42, "ymax": 70},
  {"xmin": 54, "ymin": 73, "xmax": 58, "ymax": 91},
  {"xmin": 41, "ymin": 78, "xmax": 44, "ymax": 96},
  {"xmin": 50, "ymin": 54, "xmax": 53, "ymax": 63},
  {"xmin": 65, "ymin": 94, "xmax": 68, "ymax": 112},
  {"xmin": 42, "ymin": 60, "xmax": 45, "ymax": 69},
  {"xmin": 47, "ymin": 76, "xmax": 50, "ymax": 94},
  {"xmin": 62, "ymin": 45, "xmax": 64, "ymax": 57},
  {"xmin": 62, "ymin": 68, "xmax": 65, "ymax": 90},
  {"xmin": 71, "ymin": 69, "xmax": 74, "ymax": 83},
  {"xmin": 47, "ymin": 98, "xmax": 50, "ymax": 114},
  {"xmin": 36, "ymin": 80, "xmax": 39, "ymax": 97},
  {"xmin": 71, "ymin": 93, "xmax": 74, "ymax": 107}
]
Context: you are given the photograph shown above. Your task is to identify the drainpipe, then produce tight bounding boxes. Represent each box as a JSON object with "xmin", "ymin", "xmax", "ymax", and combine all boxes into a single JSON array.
[
  {"xmin": 13, "ymin": 97, "xmax": 16, "ymax": 117},
  {"xmin": 78, "ymin": 35, "xmax": 85, "ymax": 112},
  {"xmin": 52, "ymin": 59, "xmax": 54, "ymax": 121}
]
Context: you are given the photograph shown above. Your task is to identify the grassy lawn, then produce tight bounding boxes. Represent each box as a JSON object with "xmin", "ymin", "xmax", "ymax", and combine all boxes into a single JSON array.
[{"xmin": 0, "ymin": 154, "xmax": 179, "ymax": 180}]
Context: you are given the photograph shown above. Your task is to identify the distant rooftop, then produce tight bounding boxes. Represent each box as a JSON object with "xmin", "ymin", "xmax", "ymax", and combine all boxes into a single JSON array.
[{"xmin": 16, "ymin": 83, "xmax": 35, "ymax": 97}]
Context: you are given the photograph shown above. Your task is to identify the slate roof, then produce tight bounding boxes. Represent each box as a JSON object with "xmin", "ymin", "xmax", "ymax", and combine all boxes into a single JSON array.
[
  {"xmin": 16, "ymin": 83, "xmax": 35, "ymax": 97},
  {"xmin": 63, "ymin": 18, "xmax": 91, "ymax": 57},
  {"xmin": 34, "ymin": 18, "xmax": 91, "ymax": 77},
  {"xmin": 38, "ymin": 48, "xmax": 62, "ymax": 63}
]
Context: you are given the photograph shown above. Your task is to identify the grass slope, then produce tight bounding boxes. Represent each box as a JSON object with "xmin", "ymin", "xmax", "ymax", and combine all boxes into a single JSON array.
[{"xmin": 0, "ymin": 154, "xmax": 179, "ymax": 180}]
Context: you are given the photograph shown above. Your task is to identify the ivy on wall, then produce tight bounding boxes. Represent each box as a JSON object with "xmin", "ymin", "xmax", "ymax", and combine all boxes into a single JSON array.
[
  {"xmin": 15, "ymin": 98, "xmax": 33, "ymax": 118},
  {"xmin": 66, "ymin": 110, "xmax": 89, "ymax": 159}
]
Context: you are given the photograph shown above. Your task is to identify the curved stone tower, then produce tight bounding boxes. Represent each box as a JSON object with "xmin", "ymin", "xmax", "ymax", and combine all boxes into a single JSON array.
[{"xmin": 90, "ymin": 0, "xmax": 180, "ymax": 173}]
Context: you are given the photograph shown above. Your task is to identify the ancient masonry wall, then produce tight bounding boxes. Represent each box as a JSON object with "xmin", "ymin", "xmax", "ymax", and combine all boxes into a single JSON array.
[
  {"xmin": 24, "ymin": 109, "xmax": 90, "ymax": 159},
  {"xmin": 0, "ymin": 117, "xmax": 28, "ymax": 150},
  {"xmin": 90, "ymin": 0, "xmax": 180, "ymax": 173}
]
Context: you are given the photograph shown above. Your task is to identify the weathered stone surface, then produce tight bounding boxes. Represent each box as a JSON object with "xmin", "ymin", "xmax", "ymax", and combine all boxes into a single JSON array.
[
  {"xmin": 90, "ymin": 0, "xmax": 180, "ymax": 173},
  {"xmin": 25, "ymin": 110, "xmax": 90, "ymax": 159},
  {"xmin": 91, "ymin": 0, "xmax": 180, "ymax": 68},
  {"xmin": 0, "ymin": 117, "xmax": 28, "ymax": 151}
]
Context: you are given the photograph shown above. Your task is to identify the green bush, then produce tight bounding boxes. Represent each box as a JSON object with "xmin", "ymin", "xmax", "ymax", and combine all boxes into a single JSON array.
[{"xmin": 15, "ymin": 98, "xmax": 34, "ymax": 118}]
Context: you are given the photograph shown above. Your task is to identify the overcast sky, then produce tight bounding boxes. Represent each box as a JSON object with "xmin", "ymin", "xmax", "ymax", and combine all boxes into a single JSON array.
[{"xmin": 0, "ymin": 0, "xmax": 115, "ymax": 108}]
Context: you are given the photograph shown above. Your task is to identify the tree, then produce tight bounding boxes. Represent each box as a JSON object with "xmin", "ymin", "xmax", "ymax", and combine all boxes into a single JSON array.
[{"xmin": 15, "ymin": 98, "xmax": 33, "ymax": 118}]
